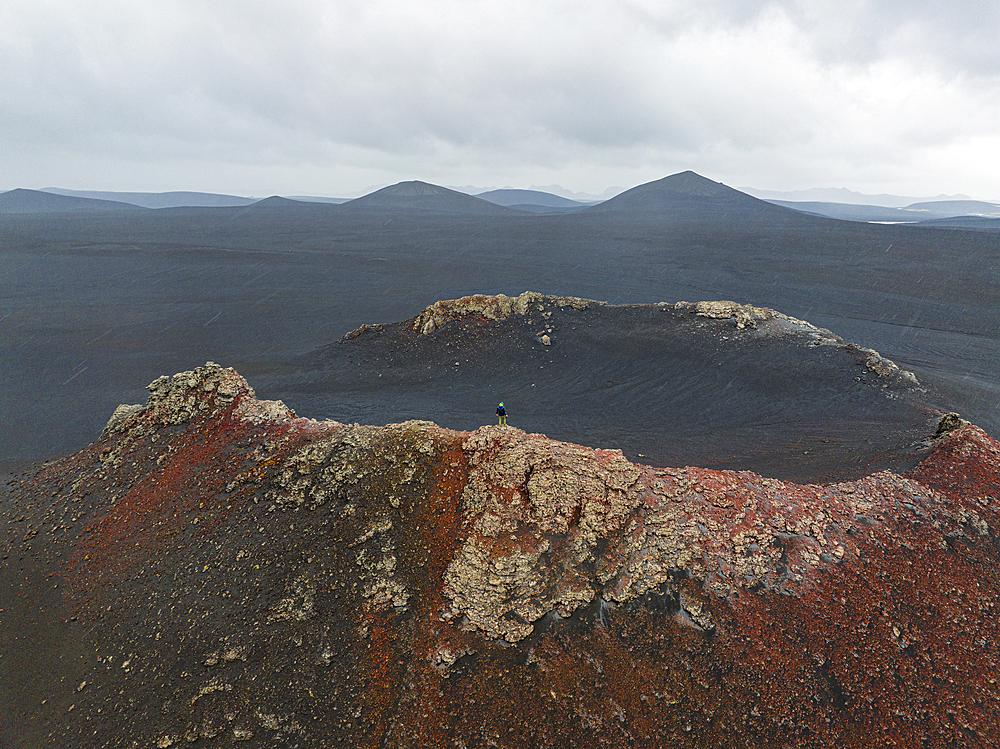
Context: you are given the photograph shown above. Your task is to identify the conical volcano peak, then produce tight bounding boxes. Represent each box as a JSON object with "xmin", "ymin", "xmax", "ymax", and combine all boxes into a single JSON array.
[
  {"xmin": 609, "ymin": 170, "xmax": 751, "ymax": 201},
  {"xmin": 644, "ymin": 170, "xmax": 735, "ymax": 197},
  {"xmin": 586, "ymin": 170, "xmax": 801, "ymax": 220},
  {"xmin": 374, "ymin": 180, "xmax": 456, "ymax": 197}
]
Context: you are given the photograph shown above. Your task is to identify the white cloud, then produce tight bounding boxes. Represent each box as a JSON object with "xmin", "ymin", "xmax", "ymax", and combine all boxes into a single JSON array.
[{"xmin": 1, "ymin": 0, "xmax": 997, "ymax": 197}]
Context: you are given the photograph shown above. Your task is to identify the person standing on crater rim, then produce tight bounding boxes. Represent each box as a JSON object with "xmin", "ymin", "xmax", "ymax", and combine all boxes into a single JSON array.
[{"xmin": 497, "ymin": 402, "xmax": 507, "ymax": 427}]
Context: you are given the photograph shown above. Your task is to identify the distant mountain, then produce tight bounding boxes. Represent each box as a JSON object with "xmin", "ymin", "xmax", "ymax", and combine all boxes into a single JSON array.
[
  {"xmin": 249, "ymin": 196, "xmax": 313, "ymax": 208},
  {"xmin": 919, "ymin": 216, "xmax": 1000, "ymax": 232},
  {"xmin": 585, "ymin": 171, "xmax": 798, "ymax": 222},
  {"xmin": 223, "ymin": 195, "xmax": 335, "ymax": 221},
  {"xmin": 905, "ymin": 200, "xmax": 1000, "ymax": 216},
  {"xmin": 529, "ymin": 184, "xmax": 623, "ymax": 202},
  {"xmin": 0, "ymin": 188, "xmax": 145, "ymax": 214},
  {"xmin": 771, "ymin": 199, "xmax": 1000, "ymax": 224},
  {"xmin": 476, "ymin": 189, "xmax": 586, "ymax": 209},
  {"xmin": 343, "ymin": 181, "xmax": 515, "ymax": 215},
  {"xmin": 505, "ymin": 204, "xmax": 588, "ymax": 214},
  {"xmin": 742, "ymin": 186, "xmax": 971, "ymax": 208},
  {"xmin": 449, "ymin": 184, "xmax": 619, "ymax": 202},
  {"xmin": 287, "ymin": 195, "xmax": 350, "ymax": 205},
  {"xmin": 41, "ymin": 188, "xmax": 256, "ymax": 209},
  {"xmin": 769, "ymin": 201, "xmax": 921, "ymax": 223}
]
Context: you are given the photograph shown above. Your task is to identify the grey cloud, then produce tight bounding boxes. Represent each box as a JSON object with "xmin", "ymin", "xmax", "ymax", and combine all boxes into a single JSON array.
[
  {"xmin": 616, "ymin": 0, "xmax": 1000, "ymax": 76},
  {"xmin": 1, "ymin": 0, "xmax": 997, "ymax": 196}
]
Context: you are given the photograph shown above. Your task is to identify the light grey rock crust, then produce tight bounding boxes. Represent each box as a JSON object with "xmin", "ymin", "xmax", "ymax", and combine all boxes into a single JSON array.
[
  {"xmin": 440, "ymin": 425, "xmax": 952, "ymax": 643},
  {"xmin": 411, "ymin": 291, "xmax": 596, "ymax": 335}
]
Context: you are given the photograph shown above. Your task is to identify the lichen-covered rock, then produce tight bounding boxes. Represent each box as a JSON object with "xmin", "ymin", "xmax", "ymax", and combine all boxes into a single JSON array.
[
  {"xmin": 681, "ymin": 298, "xmax": 835, "ymax": 337},
  {"xmin": 103, "ymin": 403, "xmax": 143, "ymax": 435},
  {"xmin": 689, "ymin": 299, "xmax": 772, "ymax": 328},
  {"xmin": 935, "ymin": 411, "xmax": 966, "ymax": 436},
  {"xmin": 410, "ymin": 291, "xmax": 596, "ymax": 335},
  {"xmin": 443, "ymin": 427, "xmax": 642, "ymax": 640},
  {"xmin": 440, "ymin": 423, "xmax": 972, "ymax": 644},
  {"xmin": 143, "ymin": 361, "xmax": 295, "ymax": 426}
]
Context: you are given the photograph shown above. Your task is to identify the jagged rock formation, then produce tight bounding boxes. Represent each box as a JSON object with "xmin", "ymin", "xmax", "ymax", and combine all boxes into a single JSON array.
[
  {"xmin": 408, "ymin": 291, "xmax": 593, "ymax": 335},
  {"xmin": 3, "ymin": 361, "xmax": 999, "ymax": 748}
]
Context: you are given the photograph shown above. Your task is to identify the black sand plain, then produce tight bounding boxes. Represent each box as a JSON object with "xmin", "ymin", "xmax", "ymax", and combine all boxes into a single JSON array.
[{"xmin": 1, "ymin": 172, "xmax": 998, "ymax": 476}]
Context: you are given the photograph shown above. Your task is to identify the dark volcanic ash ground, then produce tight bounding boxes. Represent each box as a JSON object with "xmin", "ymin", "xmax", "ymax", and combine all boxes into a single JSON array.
[{"xmin": 2, "ymin": 295, "xmax": 999, "ymax": 748}]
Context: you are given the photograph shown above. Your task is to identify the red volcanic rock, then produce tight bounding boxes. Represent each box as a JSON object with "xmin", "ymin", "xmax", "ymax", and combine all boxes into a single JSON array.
[{"xmin": 2, "ymin": 363, "xmax": 998, "ymax": 748}]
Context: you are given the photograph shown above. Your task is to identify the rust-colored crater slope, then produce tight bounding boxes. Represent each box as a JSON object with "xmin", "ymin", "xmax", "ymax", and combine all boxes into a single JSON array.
[{"xmin": 3, "ymin": 303, "xmax": 999, "ymax": 748}]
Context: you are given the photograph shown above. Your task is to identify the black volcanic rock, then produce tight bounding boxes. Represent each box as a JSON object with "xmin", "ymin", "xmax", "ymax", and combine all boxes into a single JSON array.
[
  {"xmin": 585, "ymin": 171, "xmax": 803, "ymax": 222},
  {"xmin": 343, "ymin": 181, "xmax": 516, "ymax": 215},
  {"xmin": 0, "ymin": 188, "xmax": 144, "ymax": 214}
]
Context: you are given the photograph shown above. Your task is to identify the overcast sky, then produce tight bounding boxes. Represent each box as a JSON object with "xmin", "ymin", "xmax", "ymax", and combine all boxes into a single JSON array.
[{"xmin": 2, "ymin": 0, "xmax": 998, "ymax": 198}]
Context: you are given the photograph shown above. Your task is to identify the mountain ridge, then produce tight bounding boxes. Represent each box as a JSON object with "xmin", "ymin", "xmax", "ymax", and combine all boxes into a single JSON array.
[
  {"xmin": 41, "ymin": 188, "xmax": 258, "ymax": 209},
  {"xmin": 0, "ymin": 188, "xmax": 146, "ymax": 214},
  {"xmin": 742, "ymin": 185, "xmax": 974, "ymax": 207}
]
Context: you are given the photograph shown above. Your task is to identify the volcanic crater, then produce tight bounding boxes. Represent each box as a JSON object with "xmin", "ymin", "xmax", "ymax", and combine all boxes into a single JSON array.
[
  {"xmin": 262, "ymin": 292, "xmax": 942, "ymax": 484},
  {"xmin": 2, "ymin": 293, "xmax": 998, "ymax": 749}
]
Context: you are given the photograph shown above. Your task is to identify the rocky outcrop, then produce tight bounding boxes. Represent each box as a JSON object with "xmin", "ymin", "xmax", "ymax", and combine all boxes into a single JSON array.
[
  {"xmin": 3, "ymin": 364, "xmax": 998, "ymax": 748},
  {"xmin": 144, "ymin": 361, "xmax": 295, "ymax": 426},
  {"xmin": 686, "ymin": 299, "xmax": 776, "ymax": 329},
  {"xmin": 440, "ymin": 418, "xmax": 979, "ymax": 643},
  {"xmin": 409, "ymin": 291, "xmax": 595, "ymax": 335},
  {"xmin": 672, "ymin": 299, "xmax": 918, "ymax": 383},
  {"xmin": 679, "ymin": 298, "xmax": 834, "ymax": 338},
  {"xmin": 103, "ymin": 361, "xmax": 295, "ymax": 438}
]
